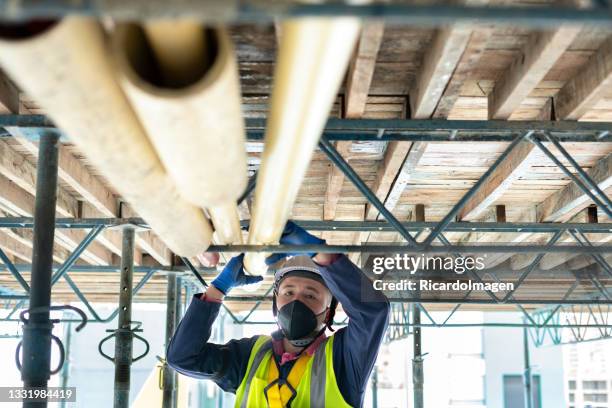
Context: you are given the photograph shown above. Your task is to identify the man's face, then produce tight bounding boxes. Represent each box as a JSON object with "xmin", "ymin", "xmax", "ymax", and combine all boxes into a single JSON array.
[{"xmin": 276, "ymin": 276, "xmax": 332, "ymax": 318}]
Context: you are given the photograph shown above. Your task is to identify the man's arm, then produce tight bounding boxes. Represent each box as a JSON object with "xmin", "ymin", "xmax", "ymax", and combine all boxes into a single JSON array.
[
  {"xmin": 316, "ymin": 254, "xmax": 390, "ymax": 406},
  {"xmin": 165, "ymin": 293, "xmax": 258, "ymax": 393}
]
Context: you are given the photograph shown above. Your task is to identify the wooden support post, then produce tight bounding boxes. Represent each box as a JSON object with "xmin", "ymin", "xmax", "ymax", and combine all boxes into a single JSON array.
[{"xmin": 488, "ymin": 26, "xmax": 581, "ymax": 119}]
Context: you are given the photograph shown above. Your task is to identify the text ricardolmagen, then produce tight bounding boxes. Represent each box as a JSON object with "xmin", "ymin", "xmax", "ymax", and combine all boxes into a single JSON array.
[{"xmin": 373, "ymin": 279, "xmax": 514, "ymax": 293}]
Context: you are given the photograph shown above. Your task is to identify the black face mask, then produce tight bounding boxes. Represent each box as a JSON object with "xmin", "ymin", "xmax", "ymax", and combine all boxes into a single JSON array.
[{"xmin": 276, "ymin": 300, "xmax": 327, "ymax": 347}]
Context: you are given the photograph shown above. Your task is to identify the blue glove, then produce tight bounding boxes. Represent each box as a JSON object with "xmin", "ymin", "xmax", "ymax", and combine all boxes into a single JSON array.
[
  {"xmin": 211, "ymin": 254, "xmax": 263, "ymax": 295},
  {"xmin": 265, "ymin": 221, "xmax": 325, "ymax": 265}
]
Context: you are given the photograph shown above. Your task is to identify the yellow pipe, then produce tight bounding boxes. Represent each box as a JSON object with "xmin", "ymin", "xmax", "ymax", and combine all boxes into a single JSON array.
[
  {"xmin": 0, "ymin": 18, "xmax": 212, "ymax": 256},
  {"xmin": 111, "ymin": 22, "xmax": 246, "ymax": 244},
  {"xmin": 244, "ymin": 18, "xmax": 361, "ymax": 275}
]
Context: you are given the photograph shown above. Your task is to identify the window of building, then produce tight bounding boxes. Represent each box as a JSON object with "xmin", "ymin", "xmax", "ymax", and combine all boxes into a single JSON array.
[
  {"xmin": 583, "ymin": 393, "xmax": 608, "ymax": 403},
  {"xmin": 568, "ymin": 380, "xmax": 576, "ymax": 390},
  {"xmin": 583, "ymin": 380, "xmax": 607, "ymax": 390},
  {"xmin": 503, "ymin": 375, "xmax": 541, "ymax": 408}
]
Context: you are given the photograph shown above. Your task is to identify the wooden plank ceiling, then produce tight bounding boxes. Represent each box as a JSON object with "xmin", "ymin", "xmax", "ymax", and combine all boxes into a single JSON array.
[{"xmin": 0, "ymin": 14, "xmax": 611, "ymax": 310}]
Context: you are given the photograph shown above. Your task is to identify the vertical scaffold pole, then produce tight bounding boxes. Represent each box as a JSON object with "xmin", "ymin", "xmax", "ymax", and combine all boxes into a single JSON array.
[
  {"xmin": 59, "ymin": 321, "xmax": 72, "ymax": 408},
  {"xmin": 523, "ymin": 327, "xmax": 533, "ymax": 408},
  {"xmin": 173, "ymin": 277, "xmax": 182, "ymax": 407},
  {"xmin": 163, "ymin": 274, "xmax": 178, "ymax": 408},
  {"xmin": 413, "ymin": 304, "xmax": 424, "ymax": 408},
  {"xmin": 114, "ymin": 227, "xmax": 135, "ymax": 408},
  {"xmin": 371, "ymin": 366, "xmax": 379, "ymax": 408},
  {"xmin": 21, "ymin": 133, "xmax": 59, "ymax": 408},
  {"xmin": 413, "ymin": 204, "xmax": 425, "ymax": 408}
]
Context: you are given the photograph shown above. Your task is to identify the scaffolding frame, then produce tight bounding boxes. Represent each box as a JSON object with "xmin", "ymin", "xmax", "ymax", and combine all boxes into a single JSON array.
[
  {"xmin": 0, "ymin": 118, "xmax": 610, "ymax": 332},
  {"xmin": 2, "ymin": 1, "xmax": 612, "ymax": 27},
  {"xmin": 0, "ymin": 115, "xmax": 610, "ymax": 408}
]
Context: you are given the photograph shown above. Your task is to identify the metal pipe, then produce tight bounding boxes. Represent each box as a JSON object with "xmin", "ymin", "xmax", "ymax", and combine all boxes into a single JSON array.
[
  {"xmin": 0, "ymin": 247, "xmax": 30, "ymax": 292},
  {"xmin": 206, "ymin": 243, "xmax": 611, "ymax": 254},
  {"xmin": 319, "ymin": 137, "xmax": 417, "ymax": 245},
  {"xmin": 4, "ymin": 3, "xmax": 612, "ymax": 27},
  {"xmin": 2, "ymin": 217, "xmax": 612, "ymax": 234},
  {"xmin": 545, "ymin": 133, "xmax": 612, "ymax": 210},
  {"xmin": 4, "ymin": 115, "xmax": 612, "ymax": 142},
  {"xmin": 530, "ymin": 136, "xmax": 612, "ymax": 218},
  {"xmin": 172, "ymin": 277, "xmax": 182, "ymax": 408},
  {"xmin": 181, "ymin": 256, "xmax": 209, "ymax": 288},
  {"xmin": 523, "ymin": 327, "xmax": 533, "ymax": 408},
  {"xmin": 412, "ymin": 304, "xmax": 424, "ymax": 408},
  {"xmin": 371, "ymin": 366, "xmax": 378, "ymax": 408},
  {"xmin": 59, "ymin": 321, "xmax": 71, "ymax": 408},
  {"xmin": 162, "ymin": 274, "xmax": 178, "ymax": 408},
  {"xmin": 237, "ymin": 172, "xmax": 257, "ymax": 205},
  {"xmin": 50, "ymin": 225, "xmax": 105, "ymax": 286},
  {"xmin": 500, "ymin": 230, "xmax": 564, "ymax": 303},
  {"xmin": 113, "ymin": 227, "xmax": 135, "ymax": 408},
  {"xmin": 10, "ymin": 318, "xmax": 608, "ymax": 328},
  {"xmin": 423, "ymin": 133, "xmax": 529, "ymax": 246},
  {"xmin": 21, "ymin": 132, "xmax": 59, "ymax": 408}
]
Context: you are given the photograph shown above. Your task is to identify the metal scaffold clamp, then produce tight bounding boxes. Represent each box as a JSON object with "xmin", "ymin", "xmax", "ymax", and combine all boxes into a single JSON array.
[
  {"xmin": 98, "ymin": 320, "xmax": 150, "ymax": 363},
  {"xmin": 14, "ymin": 304, "xmax": 87, "ymax": 374}
]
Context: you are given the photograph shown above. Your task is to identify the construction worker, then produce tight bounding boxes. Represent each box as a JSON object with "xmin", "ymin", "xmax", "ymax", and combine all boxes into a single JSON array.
[{"xmin": 166, "ymin": 221, "xmax": 390, "ymax": 407}]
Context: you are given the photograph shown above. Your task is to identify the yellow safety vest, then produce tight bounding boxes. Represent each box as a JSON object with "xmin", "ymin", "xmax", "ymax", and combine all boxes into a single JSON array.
[{"xmin": 235, "ymin": 335, "xmax": 352, "ymax": 408}]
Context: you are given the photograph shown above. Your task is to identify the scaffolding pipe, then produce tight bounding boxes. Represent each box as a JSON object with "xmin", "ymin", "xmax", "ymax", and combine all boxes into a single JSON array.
[
  {"xmin": 20, "ymin": 133, "xmax": 59, "ymax": 407},
  {"xmin": 113, "ymin": 227, "xmax": 136, "ymax": 408},
  {"xmin": 413, "ymin": 206, "xmax": 425, "ymax": 408},
  {"xmin": 371, "ymin": 366, "xmax": 378, "ymax": 408},
  {"xmin": 412, "ymin": 303, "xmax": 424, "ymax": 408},
  {"xmin": 163, "ymin": 274, "xmax": 178, "ymax": 408},
  {"xmin": 59, "ymin": 321, "xmax": 72, "ymax": 408},
  {"xmin": 523, "ymin": 327, "xmax": 533, "ymax": 408},
  {"xmin": 111, "ymin": 22, "xmax": 246, "ymax": 244}
]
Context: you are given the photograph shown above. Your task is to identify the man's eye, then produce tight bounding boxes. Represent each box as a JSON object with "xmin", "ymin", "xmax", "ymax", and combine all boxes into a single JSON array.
[
  {"xmin": 284, "ymin": 291, "xmax": 293, "ymax": 296},
  {"xmin": 306, "ymin": 294, "xmax": 315, "ymax": 300}
]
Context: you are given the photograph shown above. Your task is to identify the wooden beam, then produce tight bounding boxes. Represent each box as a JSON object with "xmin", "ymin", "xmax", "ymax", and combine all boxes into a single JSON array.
[
  {"xmin": 410, "ymin": 25, "xmax": 472, "ymax": 119},
  {"xmin": 0, "ymin": 229, "xmax": 32, "ymax": 263},
  {"xmin": 8, "ymin": 135, "xmax": 158, "ymax": 265},
  {"xmin": 324, "ymin": 24, "xmax": 383, "ymax": 221},
  {"xmin": 0, "ymin": 140, "xmax": 78, "ymax": 217},
  {"xmin": 356, "ymin": 142, "xmax": 426, "ymax": 247},
  {"xmin": 344, "ymin": 22, "xmax": 385, "ymax": 119},
  {"xmin": 365, "ymin": 141, "xmax": 413, "ymax": 220},
  {"xmin": 433, "ymin": 28, "xmax": 490, "ymax": 118},
  {"xmin": 0, "ymin": 174, "xmax": 34, "ymax": 216},
  {"xmin": 488, "ymin": 26, "xmax": 581, "ymax": 119},
  {"xmin": 554, "ymin": 35, "xmax": 612, "ymax": 119},
  {"xmin": 376, "ymin": 141, "xmax": 428, "ymax": 217},
  {"xmin": 506, "ymin": 149, "xmax": 610, "ymax": 270},
  {"xmin": 568, "ymin": 253, "xmax": 612, "ymax": 271},
  {"xmin": 0, "ymin": 139, "xmax": 111, "ymax": 265},
  {"xmin": 537, "ymin": 153, "xmax": 612, "ymax": 222},
  {"xmin": 323, "ymin": 141, "xmax": 352, "ymax": 221},
  {"xmin": 458, "ymin": 142, "xmax": 537, "ymax": 220},
  {"xmin": 0, "ymin": 223, "xmax": 68, "ymax": 264},
  {"xmin": 8, "ymin": 136, "xmax": 118, "ymax": 215},
  {"xmin": 0, "ymin": 69, "xmax": 20, "ymax": 113},
  {"xmin": 463, "ymin": 206, "xmax": 536, "ymax": 269}
]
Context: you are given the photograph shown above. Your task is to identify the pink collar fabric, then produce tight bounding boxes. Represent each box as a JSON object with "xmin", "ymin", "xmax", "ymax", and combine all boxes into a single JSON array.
[{"xmin": 272, "ymin": 332, "xmax": 327, "ymax": 366}]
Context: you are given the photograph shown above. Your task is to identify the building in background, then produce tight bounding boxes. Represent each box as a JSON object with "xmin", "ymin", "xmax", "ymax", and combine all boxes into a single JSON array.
[{"xmin": 564, "ymin": 340, "xmax": 612, "ymax": 408}]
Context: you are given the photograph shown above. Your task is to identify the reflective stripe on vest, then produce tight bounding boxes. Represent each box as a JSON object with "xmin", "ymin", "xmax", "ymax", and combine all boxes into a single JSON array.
[{"xmin": 234, "ymin": 335, "xmax": 352, "ymax": 407}]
